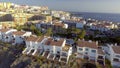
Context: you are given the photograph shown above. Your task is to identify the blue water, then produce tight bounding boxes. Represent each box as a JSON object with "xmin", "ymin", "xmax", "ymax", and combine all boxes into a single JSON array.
[{"xmin": 72, "ymin": 12, "xmax": 120, "ymax": 23}]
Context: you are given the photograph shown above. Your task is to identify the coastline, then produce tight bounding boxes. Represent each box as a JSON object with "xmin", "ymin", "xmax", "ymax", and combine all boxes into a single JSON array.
[{"xmin": 70, "ymin": 12, "xmax": 120, "ymax": 23}]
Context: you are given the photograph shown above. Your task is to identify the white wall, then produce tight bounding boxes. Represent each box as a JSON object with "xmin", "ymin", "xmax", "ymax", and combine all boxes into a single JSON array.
[{"xmin": 77, "ymin": 46, "xmax": 97, "ymax": 60}]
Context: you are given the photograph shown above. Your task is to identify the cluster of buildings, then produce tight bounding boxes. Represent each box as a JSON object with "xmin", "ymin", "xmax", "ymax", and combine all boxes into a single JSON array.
[
  {"xmin": 0, "ymin": 2, "xmax": 120, "ymax": 68},
  {"xmin": 0, "ymin": 28, "xmax": 120, "ymax": 67},
  {"xmin": 0, "ymin": 2, "xmax": 70, "ymax": 29},
  {"xmin": 0, "ymin": 2, "xmax": 119, "ymax": 35},
  {"xmin": 87, "ymin": 20, "xmax": 118, "ymax": 32},
  {"xmin": 0, "ymin": 28, "xmax": 72, "ymax": 63}
]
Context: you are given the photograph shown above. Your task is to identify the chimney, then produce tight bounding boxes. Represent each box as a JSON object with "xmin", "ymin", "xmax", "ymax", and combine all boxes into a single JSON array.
[
  {"xmin": 115, "ymin": 43, "xmax": 117, "ymax": 46},
  {"xmin": 111, "ymin": 44, "xmax": 114, "ymax": 46},
  {"xmin": 82, "ymin": 39, "xmax": 84, "ymax": 41},
  {"xmin": 96, "ymin": 41, "xmax": 98, "ymax": 45},
  {"xmin": 89, "ymin": 40, "xmax": 92, "ymax": 43}
]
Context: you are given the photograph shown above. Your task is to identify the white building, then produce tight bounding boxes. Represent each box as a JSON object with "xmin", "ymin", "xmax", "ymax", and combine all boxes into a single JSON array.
[
  {"xmin": 89, "ymin": 22, "xmax": 118, "ymax": 32},
  {"xmin": 76, "ymin": 21, "xmax": 86, "ymax": 28},
  {"xmin": 43, "ymin": 38, "xmax": 66, "ymax": 55},
  {"xmin": 97, "ymin": 49, "xmax": 105, "ymax": 65},
  {"xmin": 60, "ymin": 44, "xmax": 72, "ymax": 63},
  {"xmin": 43, "ymin": 38, "xmax": 65, "ymax": 60},
  {"xmin": 76, "ymin": 40, "xmax": 98, "ymax": 62},
  {"xmin": 11, "ymin": 31, "xmax": 32, "ymax": 45},
  {"xmin": 0, "ymin": 29, "xmax": 17, "ymax": 42},
  {"xmin": 103, "ymin": 44, "xmax": 120, "ymax": 67},
  {"xmin": 89, "ymin": 24, "xmax": 110, "ymax": 32},
  {"xmin": 22, "ymin": 36, "xmax": 47, "ymax": 56}
]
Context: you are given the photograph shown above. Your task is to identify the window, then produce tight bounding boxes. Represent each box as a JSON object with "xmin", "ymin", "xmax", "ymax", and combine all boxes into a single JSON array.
[
  {"xmin": 57, "ymin": 51, "xmax": 60, "ymax": 54},
  {"xmin": 85, "ymin": 48, "xmax": 89, "ymax": 51},
  {"xmin": 116, "ymin": 55, "xmax": 120, "ymax": 58},
  {"xmin": 32, "ymin": 46, "xmax": 35, "ymax": 48},
  {"xmin": 79, "ymin": 48, "xmax": 83, "ymax": 51},
  {"xmin": 47, "ymin": 49, "xmax": 49, "ymax": 51},
  {"xmin": 85, "ymin": 52, "xmax": 88, "ymax": 54},
  {"xmin": 98, "ymin": 56, "xmax": 103, "ymax": 59},
  {"xmin": 91, "ymin": 50, "xmax": 96, "ymax": 53},
  {"xmin": 12, "ymin": 36, "xmax": 14, "ymax": 37},
  {"xmin": 6, "ymin": 36, "xmax": 8, "ymax": 39},
  {"xmin": 28, "ymin": 45, "xmax": 30, "ymax": 47},
  {"xmin": 113, "ymin": 58, "xmax": 119, "ymax": 62}
]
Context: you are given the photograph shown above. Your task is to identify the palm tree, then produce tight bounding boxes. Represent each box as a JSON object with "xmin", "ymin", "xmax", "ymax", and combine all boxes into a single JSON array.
[{"xmin": 46, "ymin": 28, "xmax": 53, "ymax": 37}]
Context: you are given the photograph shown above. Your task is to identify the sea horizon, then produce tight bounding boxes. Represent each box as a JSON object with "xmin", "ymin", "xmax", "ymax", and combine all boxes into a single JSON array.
[{"xmin": 70, "ymin": 12, "xmax": 120, "ymax": 23}]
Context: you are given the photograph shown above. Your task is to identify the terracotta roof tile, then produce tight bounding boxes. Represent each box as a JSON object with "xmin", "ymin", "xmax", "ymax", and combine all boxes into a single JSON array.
[
  {"xmin": 13, "ymin": 31, "xmax": 26, "ymax": 35},
  {"xmin": 53, "ymin": 23, "xmax": 64, "ymax": 27},
  {"xmin": 112, "ymin": 46, "xmax": 120, "ymax": 54},
  {"xmin": 62, "ymin": 44, "xmax": 70, "ymax": 52},
  {"xmin": 0, "ymin": 29, "xmax": 10, "ymax": 32},
  {"xmin": 26, "ymin": 36, "xmax": 44, "ymax": 42},
  {"xmin": 98, "ymin": 49, "xmax": 105, "ymax": 55},
  {"xmin": 45, "ymin": 38, "xmax": 64, "ymax": 46},
  {"xmin": 77, "ymin": 40, "xmax": 98, "ymax": 49}
]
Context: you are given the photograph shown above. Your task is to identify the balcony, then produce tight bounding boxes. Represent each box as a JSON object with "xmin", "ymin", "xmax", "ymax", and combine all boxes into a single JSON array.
[
  {"xmin": 112, "ymin": 61, "xmax": 120, "ymax": 67},
  {"xmin": 60, "ymin": 57, "xmax": 67, "ymax": 63},
  {"xmin": 43, "ymin": 51, "xmax": 50, "ymax": 58},
  {"xmin": 48, "ymin": 54, "xmax": 55, "ymax": 60},
  {"xmin": 97, "ymin": 56, "xmax": 104, "ymax": 60},
  {"xmin": 97, "ymin": 60, "xmax": 104, "ymax": 65},
  {"xmin": 29, "ymin": 49, "xmax": 35, "ymax": 55},
  {"xmin": 112, "ymin": 58, "xmax": 120, "ymax": 66},
  {"xmin": 61, "ymin": 52, "xmax": 67, "ymax": 58},
  {"xmin": 54, "ymin": 54, "xmax": 60, "ymax": 61},
  {"xmin": 34, "ymin": 49, "xmax": 43, "ymax": 56},
  {"xmin": 76, "ymin": 53, "xmax": 83, "ymax": 58},
  {"xmin": 22, "ymin": 47, "xmax": 30, "ymax": 54}
]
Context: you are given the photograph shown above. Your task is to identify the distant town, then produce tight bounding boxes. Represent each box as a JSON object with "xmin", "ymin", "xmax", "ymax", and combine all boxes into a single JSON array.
[{"xmin": 0, "ymin": 2, "xmax": 120, "ymax": 68}]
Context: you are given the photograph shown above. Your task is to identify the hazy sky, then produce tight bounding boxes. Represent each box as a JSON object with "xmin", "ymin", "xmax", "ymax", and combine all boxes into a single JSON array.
[{"xmin": 0, "ymin": 0, "xmax": 120, "ymax": 13}]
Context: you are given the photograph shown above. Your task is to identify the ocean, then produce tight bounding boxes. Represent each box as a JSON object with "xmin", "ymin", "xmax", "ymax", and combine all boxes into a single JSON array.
[{"xmin": 71, "ymin": 12, "xmax": 120, "ymax": 23}]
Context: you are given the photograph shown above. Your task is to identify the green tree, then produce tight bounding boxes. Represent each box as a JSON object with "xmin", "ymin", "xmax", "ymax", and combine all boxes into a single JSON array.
[
  {"xmin": 72, "ymin": 28, "xmax": 81, "ymax": 34},
  {"xmin": 114, "ymin": 36, "xmax": 120, "ymax": 44},
  {"xmin": 30, "ymin": 25, "xmax": 36, "ymax": 32},
  {"xmin": 34, "ymin": 28, "xmax": 42, "ymax": 36},
  {"xmin": 46, "ymin": 28, "xmax": 52, "ymax": 36},
  {"xmin": 78, "ymin": 29, "xmax": 86, "ymax": 39},
  {"xmin": 16, "ymin": 26, "xmax": 22, "ymax": 31},
  {"xmin": 105, "ymin": 59, "xmax": 112, "ymax": 68},
  {"xmin": 66, "ymin": 28, "xmax": 72, "ymax": 34}
]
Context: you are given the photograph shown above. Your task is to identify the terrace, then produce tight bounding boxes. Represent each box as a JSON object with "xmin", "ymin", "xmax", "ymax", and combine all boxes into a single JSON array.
[
  {"xmin": 61, "ymin": 52, "xmax": 67, "ymax": 58},
  {"xmin": 29, "ymin": 49, "xmax": 35, "ymax": 55},
  {"xmin": 34, "ymin": 49, "xmax": 43, "ymax": 56},
  {"xmin": 76, "ymin": 53, "xmax": 84, "ymax": 58},
  {"xmin": 113, "ymin": 58, "xmax": 120, "ymax": 65},
  {"xmin": 48, "ymin": 53, "xmax": 55, "ymax": 60},
  {"xmin": 22, "ymin": 47, "xmax": 31, "ymax": 54},
  {"xmin": 43, "ymin": 51, "xmax": 50, "ymax": 58},
  {"xmin": 54, "ymin": 54, "xmax": 60, "ymax": 61},
  {"xmin": 97, "ymin": 56, "xmax": 104, "ymax": 60},
  {"xmin": 60, "ymin": 57, "xmax": 67, "ymax": 63}
]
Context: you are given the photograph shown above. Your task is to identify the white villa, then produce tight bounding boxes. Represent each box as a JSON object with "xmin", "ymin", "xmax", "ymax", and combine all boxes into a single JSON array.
[
  {"xmin": 60, "ymin": 44, "xmax": 72, "ymax": 63},
  {"xmin": 42, "ymin": 37, "xmax": 72, "ymax": 63},
  {"xmin": 22, "ymin": 36, "xmax": 72, "ymax": 63},
  {"xmin": 103, "ymin": 44, "xmax": 120, "ymax": 67},
  {"xmin": 11, "ymin": 31, "xmax": 32, "ymax": 45},
  {"xmin": 76, "ymin": 40, "xmax": 105, "ymax": 65},
  {"xmin": 22, "ymin": 36, "xmax": 46, "ymax": 56},
  {"xmin": 43, "ymin": 38, "xmax": 66, "ymax": 59},
  {"xmin": 97, "ymin": 48, "xmax": 105, "ymax": 65},
  {"xmin": 0, "ymin": 29, "xmax": 17, "ymax": 42},
  {"xmin": 76, "ymin": 40, "xmax": 98, "ymax": 61}
]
